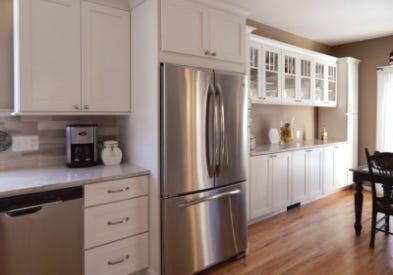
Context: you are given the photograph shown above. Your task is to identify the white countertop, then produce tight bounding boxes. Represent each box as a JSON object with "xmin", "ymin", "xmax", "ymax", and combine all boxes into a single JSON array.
[
  {"xmin": 250, "ymin": 139, "xmax": 347, "ymax": 156},
  {"xmin": 0, "ymin": 163, "xmax": 149, "ymax": 198}
]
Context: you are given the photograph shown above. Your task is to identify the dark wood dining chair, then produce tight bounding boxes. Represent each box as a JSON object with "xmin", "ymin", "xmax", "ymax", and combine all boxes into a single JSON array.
[{"xmin": 365, "ymin": 148, "xmax": 393, "ymax": 248}]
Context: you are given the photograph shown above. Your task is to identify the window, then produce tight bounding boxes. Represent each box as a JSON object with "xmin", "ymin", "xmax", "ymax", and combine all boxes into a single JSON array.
[{"xmin": 376, "ymin": 66, "xmax": 393, "ymax": 151}]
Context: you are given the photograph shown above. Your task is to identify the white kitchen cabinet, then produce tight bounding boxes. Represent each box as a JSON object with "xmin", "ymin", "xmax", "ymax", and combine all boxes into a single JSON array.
[
  {"xmin": 14, "ymin": 0, "xmax": 81, "ymax": 112},
  {"xmin": 249, "ymin": 152, "xmax": 290, "ymax": 221},
  {"xmin": 322, "ymin": 146, "xmax": 335, "ymax": 193},
  {"xmin": 249, "ymin": 35, "xmax": 337, "ymax": 107},
  {"xmin": 321, "ymin": 142, "xmax": 348, "ymax": 193},
  {"xmin": 333, "ymin": 143, "xmax": 348, "ymax": 188},
  {"xmin": 249, "ymin": 154, "xmax": 271, "ymax": 219},
  {"xmin": 313, "ymin": 60, "xmax": 337, "ymax": 107},
  {"xmin": 305, "ymin": 148, "xmax": 322, "ymax": 199},
  {"xmin": 81, "ymin": 2, "xmax": 130, "ymax": 112},
  {"xmin": 161, "ymin": 0, "xmax": 245, "ymax": 64},
  {"xmin": 13, "ymin": 0, "xmax": 130, "ymax": 114},
  {"xmin": 84, "ymin": 176, "xmax": 149, "ymax": 275},
  {"xmin": 271, "ymin": 152, "xmax": 290, "ymax": 209},
  {"xmin": 290, "ymin": 150, "xmax": 307, "ymax": 204}
]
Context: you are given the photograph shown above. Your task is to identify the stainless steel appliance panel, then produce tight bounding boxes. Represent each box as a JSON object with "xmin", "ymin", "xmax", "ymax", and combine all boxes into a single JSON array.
[
  {"xmin": 214, "ymin": 71, "xmax": 247, "ymax": 187},
  {"xmin": 161, "ymin": 63, "xmax": 215, "ymax": 197},
  {"xmin": 0, "ymin": 189, "xmax": 83, "ymax": 275},
  {"xmin": 161, "ymin": 182, "xmax": 247, "ymax": 275}
]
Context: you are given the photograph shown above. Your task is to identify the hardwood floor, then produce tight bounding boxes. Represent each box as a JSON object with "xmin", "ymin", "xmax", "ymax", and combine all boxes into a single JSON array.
[{"xmin": 203, "ymin": 189, "xmax": 393, "ymax": 275}]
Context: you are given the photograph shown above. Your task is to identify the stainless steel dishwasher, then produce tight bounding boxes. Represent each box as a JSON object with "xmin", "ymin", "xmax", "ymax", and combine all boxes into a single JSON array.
[{"xmin": 0, "ymin": 186, "xmax": 83, "ymax": 275}]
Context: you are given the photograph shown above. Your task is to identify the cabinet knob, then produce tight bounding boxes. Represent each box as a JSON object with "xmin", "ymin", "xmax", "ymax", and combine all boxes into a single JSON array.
[
  {"xmin": 84, "ymin": 105, "xmax": 89, "ymax": 110},
  {"xmin": 204, "ymin": 50, "xmax": 210, "ymax": 55},
  {"xmin": 73, "ymin": 104, "xmax": 79, "ymax": 110},
  {"xmin": 211, "ymin": 52, "xmax": 216, "ymax": 56}
]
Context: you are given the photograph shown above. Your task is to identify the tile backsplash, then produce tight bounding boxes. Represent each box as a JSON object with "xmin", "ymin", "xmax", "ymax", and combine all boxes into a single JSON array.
[{"xmin": 0, "ymin": 115, "xmax": 119, "ymax": 171}]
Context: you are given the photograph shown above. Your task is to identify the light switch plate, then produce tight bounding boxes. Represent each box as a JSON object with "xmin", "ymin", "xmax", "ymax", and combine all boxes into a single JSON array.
[{"xmin": 12, "ymin": 135, "xmax": 39, "ymax": 152}]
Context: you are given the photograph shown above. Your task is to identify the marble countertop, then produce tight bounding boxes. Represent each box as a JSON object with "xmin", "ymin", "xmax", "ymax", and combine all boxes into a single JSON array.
[
  {"xmin": 250, "ymin": 139, "xmax": 347, "ymax": 156},
  {"xmin": 0, "ymin": 163, "xmax": 149, "ymax": 198}
]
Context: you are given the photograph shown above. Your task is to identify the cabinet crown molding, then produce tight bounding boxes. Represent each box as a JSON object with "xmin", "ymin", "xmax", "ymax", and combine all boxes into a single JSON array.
[{"xmin": 192, "ymin": 0, "xmax": 249, "ymax": 16}]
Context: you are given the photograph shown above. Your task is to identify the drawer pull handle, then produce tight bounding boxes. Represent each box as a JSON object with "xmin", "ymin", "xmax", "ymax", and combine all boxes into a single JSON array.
[
  {"xmin": 107, "ymin": 187, "xmax": 130, "ymax": 194},
  {"xmin": 107, "ymin": 217, "xmax": 129, "ymax": 226},
  {"xmin": 108, "ymin": 254, "xmax": 129, "ymax": 265}
]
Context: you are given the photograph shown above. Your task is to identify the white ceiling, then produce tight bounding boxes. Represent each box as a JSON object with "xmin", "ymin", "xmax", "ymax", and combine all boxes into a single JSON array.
[{"xmin": 219, "ymin": 0, "xmax": 393, "ymax": 46}]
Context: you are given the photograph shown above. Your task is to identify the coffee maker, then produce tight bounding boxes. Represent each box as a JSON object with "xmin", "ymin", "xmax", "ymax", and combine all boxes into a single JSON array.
[{"xmin": 66, "ymin": 124, "xmax": 97, "ymax": 168}]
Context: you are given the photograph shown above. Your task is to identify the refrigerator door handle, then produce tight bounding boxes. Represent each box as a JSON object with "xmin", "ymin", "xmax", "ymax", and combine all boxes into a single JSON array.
[
  {"xmin": 206, "ymin": 84, "xmax": 216, "ymax": 178},
  {"xmin": 215, "ymin": 83, "xmax": 225, "ymax": 174},
  {"xmin": 177, "ymin": 189, "xmax": 241, "ymax": 208}
]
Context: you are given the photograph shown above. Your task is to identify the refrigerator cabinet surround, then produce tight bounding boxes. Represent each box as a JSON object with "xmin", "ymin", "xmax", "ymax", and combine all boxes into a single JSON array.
[
  {"xmin": 161, "ymin": 63, "xmax": 247, "ymax": 197},
  {"xmin": 161, "ymin": 182, "xmax": 247, "ymax": 275},
  {"xmin": 160, "ymin": 63, "xmax": 248, "ymax": 275}
]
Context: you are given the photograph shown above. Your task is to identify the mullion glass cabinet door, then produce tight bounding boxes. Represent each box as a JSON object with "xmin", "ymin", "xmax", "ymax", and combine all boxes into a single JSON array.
[
  {"xmin": 314, "ymin": 62, "xmax": 325, "ymax": 103},
  {"xmin": 249, "ymin": 45, "xmax": 260, "ymax": 99},
  {"xmin": 263, "ymin": 47, "xmax": 280, "ymax": 101},
  {"xmin": 300, "ymin": 58, "xmax": 312, "ymax": 102},
  {"xmin": 282, "ymin": 53, "xmax": 296, "ymax": 102},
  {"xmin": 327, "ymin": 65, "xmax": 337, "ymax": 103}
]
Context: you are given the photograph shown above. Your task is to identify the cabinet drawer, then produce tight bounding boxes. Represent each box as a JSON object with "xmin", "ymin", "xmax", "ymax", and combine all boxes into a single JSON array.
[
  {"xmin": 84, "ymin": 176, "xmax": 148, "ymax": 207},
  {"xmin": 85, "ymin": 233, "xmax": 148, "ymax": 275},
  {"xmin": 84, "ymin": 196, "xmax": 148, "ymax": 249}
]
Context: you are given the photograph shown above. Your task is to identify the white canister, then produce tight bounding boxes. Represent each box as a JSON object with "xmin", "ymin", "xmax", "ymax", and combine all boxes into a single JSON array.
[{"xmin": 101, "ymin": 140, "xmax": 122, "ymax": 166}]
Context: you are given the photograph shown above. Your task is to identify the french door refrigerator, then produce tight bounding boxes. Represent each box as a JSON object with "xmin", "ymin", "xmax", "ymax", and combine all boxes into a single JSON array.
[{"xmin": 161, "ymin": 63, "xmax": 248, "ymax": 275}]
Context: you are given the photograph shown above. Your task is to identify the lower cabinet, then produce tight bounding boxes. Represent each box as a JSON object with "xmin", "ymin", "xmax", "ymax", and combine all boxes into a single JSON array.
[
  {"xmin": 83, "ymin": 176, "xmax": 149, "ymax": 275},
  {"xmin": 249, "ymin": 152, "xmax": 290, "ymax": 220},
  {"xmin": 249, "ymin": 142, "xmax": 347, "ymax": 222}
]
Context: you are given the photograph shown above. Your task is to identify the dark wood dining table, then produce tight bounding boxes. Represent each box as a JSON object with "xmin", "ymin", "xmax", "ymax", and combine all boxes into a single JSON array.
[{"xmin": 351, "ymin": 165, "xmax": 393, "ymax": 235}]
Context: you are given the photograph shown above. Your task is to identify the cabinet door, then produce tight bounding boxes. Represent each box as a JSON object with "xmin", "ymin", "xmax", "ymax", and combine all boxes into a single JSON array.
[
  {"xmin": 281, "ymin": 51, "xmax": 297, "ymax": 104},
  {"xmin": 209, "ymin": 9, "xmax": 245, "ymax": 63},
  {"xmin": 291, "ymin": 150, "xmax": 306, "ymax": 204},
  {"xmin": 322, "ymin": 146, "xmax": 334, "ymax": 193},
  {"xmin": 262, "ymin": 46, "xmax": 281, "ymax": 103},
  {"xmin": 305, "ymin": 148, "xmax": 322, "ymax": 198},
  {"xmin": 249, "ymin": 43, "xmax": 261, "ymax": 100},
  {"xmin": 313, "ymin": 61, "xmax": 325, "ymax": 106},
  {"xmin": 299, "ymin": 56, "xmax": 313, "ymax": 104},
  {"xmin": 249, "ymin": 155, "xmax": 271, "ymax": 219},
  {"xmin": 326, "ymin": 64, "xmax": 337, "ymax": 106},
  {"xmin": 334, "ymin": 143, "xmax": 348, "ymax": 188},
  {"xmin": 16, "ymin": 0, "xmax": 81, "ymax": 112},
  {"xmin": 161, "ymin": 0, "xmax": 208, "ymax": 57},
  {"xmin": 270, "ymin": 152, "xmax": 290, "ymax": 209},
  {"xmin": 81, "ymin": 2, "xmax": 130, "ymax": 112}
]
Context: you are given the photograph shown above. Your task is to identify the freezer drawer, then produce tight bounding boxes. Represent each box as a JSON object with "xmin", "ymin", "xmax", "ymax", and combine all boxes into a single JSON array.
[{"xmin": 161, "ymin": 182, "xmax": 247, "ymax": 275}]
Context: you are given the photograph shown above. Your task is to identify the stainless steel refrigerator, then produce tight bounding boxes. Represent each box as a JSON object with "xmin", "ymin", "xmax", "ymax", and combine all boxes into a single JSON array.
[{"xmin": 160, "ymin": 63, "xmax": 248, "ymax": 275}]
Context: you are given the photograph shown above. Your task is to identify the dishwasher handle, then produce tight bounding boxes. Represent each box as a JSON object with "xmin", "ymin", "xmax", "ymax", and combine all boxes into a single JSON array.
[
  {"xmin": 6, "ymin": 206, "xmax": 43, "ymax": 217},
  {"xmin": 5, "ymin": 201, "xmax": 63, "ymax": 217}
]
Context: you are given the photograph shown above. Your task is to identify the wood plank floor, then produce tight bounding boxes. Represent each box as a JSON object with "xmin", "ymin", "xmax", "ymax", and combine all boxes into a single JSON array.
[{"xmin": 202, "ymin": 189, "xmax": 393, "ymax": 275}]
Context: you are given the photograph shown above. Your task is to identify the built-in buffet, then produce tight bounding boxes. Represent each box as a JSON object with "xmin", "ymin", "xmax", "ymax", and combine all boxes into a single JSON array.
[{"xmin": 249, "ymin": 141, "xmax": 348, "ymax": 223}]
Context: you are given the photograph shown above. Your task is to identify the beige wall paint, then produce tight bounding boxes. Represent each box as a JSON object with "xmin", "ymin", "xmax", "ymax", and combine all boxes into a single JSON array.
[
  {"xmin": 0, "ymin": 0, "xmax": 13, "ymax": 110},
  {"xmin": 331, "ymin": 35, "xmax": 393, "ymax": 165},
  {"xmin": 247, "ymin": 19, "xmax": 331, "ymax": 55}
]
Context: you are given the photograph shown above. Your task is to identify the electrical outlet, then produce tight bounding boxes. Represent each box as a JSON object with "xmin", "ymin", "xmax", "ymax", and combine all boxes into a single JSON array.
[{"xmin": 12, "ymin": 135, "xmax": 39, "ymax": 152}]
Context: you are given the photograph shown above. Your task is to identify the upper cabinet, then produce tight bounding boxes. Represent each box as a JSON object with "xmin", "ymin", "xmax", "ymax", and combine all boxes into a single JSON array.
[
  {"xmin": 13, "ymin": 0, "xmax": 130, "ymax": 115},
  {"xmin": 249, "ymin": 35, "xmax": 337, "ymax": 108},
  {"xmin": 160, "ymin": 0, "xmax": 248, "ymax": 71}
]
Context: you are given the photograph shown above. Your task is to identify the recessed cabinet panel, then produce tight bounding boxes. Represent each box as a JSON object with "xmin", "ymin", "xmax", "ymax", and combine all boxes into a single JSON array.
[
  {"xmin": 161, "ymin": 0, "xmax": 207, "ymax": 57},
  {"xmin": 209, "ymin": 9, "xmax": 244, "ymax": 63},
  {"xmin": 249, "ymin": 155, "xmax": 271, "ymax": 219},
  {"xmin": 82, "ymin": 2, "xmax": 130, "ymax": 112},
  {"xmin": 16, "ymin": 0, "xmax": 81, "ymax": 112}
]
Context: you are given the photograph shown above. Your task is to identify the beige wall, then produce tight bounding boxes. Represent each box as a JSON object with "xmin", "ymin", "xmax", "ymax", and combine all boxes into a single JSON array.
[
  {"xmin": 331, "ymin": 35, "xmax": 393, "ymax": 165},
  {"xmin": 0, "ymin": 0, "xmax": 13, "ymax": 110},
  {"xmin": 247, "ymin": 19, "xmax": 331, "ymax": 55}
]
